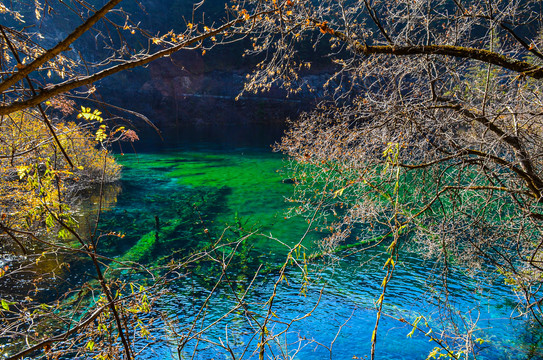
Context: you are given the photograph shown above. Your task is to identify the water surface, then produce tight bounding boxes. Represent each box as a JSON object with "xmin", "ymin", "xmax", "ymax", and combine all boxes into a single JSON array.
[{"xmin": 98, "ymin": 127, "xmax": 542, "ymax": 360}]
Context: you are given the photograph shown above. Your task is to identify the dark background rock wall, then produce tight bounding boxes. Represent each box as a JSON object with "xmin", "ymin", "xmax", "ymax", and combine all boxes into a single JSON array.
[{"xmin": 4, "ymin": 1, "xmax": 336, "ymax": 132}]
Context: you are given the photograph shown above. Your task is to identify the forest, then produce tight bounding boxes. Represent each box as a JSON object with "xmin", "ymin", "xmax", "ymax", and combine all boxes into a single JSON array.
[{"xmin": 1, "ymin": 0, "xmax": 543, "ymax": 359}]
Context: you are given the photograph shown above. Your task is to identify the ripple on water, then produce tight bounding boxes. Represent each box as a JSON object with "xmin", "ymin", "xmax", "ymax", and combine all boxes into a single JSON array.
[{"xmin": 91, "ymin": 149, "xmax": 543, "ymax": 359}]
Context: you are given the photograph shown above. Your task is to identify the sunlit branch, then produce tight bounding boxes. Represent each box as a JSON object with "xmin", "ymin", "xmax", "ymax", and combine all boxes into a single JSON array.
[
  {"xmin": 0, "ymin": 0, "xmax": 124, "ymax": 95},
  {"xmin": 0, "ymin": 15, "xmax": 261, "ymax": 115},
  {"xmin": 326, "ymin": 26, "xmax": 543, "ymax": 78}
]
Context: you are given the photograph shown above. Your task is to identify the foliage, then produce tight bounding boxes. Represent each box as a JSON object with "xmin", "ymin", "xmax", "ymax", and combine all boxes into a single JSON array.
[
  {"xmin": 0, "ymin": 110, "xmax": 121, "ymax": 234},
  {"xmin": 3, "ymin": 0, "xmax": 543, "ymax": 359},
  {"xmin": 264, "ymin": 0, "xmax": 543, "ymax": 358},
  {"xmin": 0, "ymin": 108, "xmax": 129, "ymax": 359}
]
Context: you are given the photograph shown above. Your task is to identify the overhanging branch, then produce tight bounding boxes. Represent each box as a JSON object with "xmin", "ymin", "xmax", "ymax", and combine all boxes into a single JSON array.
[
  {"xmin": 328, "ymin": 28, "xmax": 543, "ymax": 79},
  {"xmin": 0, "ymin": 19, "xmax": 240, "ymax": 115},
  {"xmin": 0, "ymin": 0, "xmax": 124, "ymax": 95}
]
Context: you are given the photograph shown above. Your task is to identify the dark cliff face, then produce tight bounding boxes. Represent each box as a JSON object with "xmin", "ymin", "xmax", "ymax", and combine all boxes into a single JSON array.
[
  {"xmin": 7, "ymin": 1, "xmax": 335, "ymax": 130},
  {"xmin": 98, "ymin": 48, "xmax": 333, "ymax": 131}
]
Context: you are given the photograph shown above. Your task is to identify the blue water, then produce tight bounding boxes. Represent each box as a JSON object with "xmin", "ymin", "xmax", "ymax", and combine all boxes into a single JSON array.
[{"xmin": 99, "ymin": 126, "xmax": 542, "ymax": 360}]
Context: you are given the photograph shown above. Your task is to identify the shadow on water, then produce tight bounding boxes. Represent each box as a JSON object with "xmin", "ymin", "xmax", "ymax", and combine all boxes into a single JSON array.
[
  {"xmin": 121, "ymin": 123, "xmax": 288, "ymax": 154},
  {"xmin": 96, "ymin": 184, "xmax": 231, "ymax": 259}
]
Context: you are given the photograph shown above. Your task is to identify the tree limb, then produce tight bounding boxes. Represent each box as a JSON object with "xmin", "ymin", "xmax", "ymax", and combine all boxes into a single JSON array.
[
  {"xmin": 0, "ymin": 0, "xmax": 124, "ymax": 95},
  {"xmin": 328, "ymin": 28, "xmax": 543, "ymax": 78},
  {"xmin": 0, "ymin": 18, "xmax": 242, "ymax": 115}
]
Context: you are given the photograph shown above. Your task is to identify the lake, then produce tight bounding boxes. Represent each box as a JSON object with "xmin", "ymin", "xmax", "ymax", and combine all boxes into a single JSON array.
[{"xmin": 83, "ymin": 124, "xmax": 543, "ymax": 359}]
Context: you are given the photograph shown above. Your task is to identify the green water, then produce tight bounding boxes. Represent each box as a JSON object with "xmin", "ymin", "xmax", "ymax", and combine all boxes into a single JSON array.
[
  {"xmin": 92, "ymin": 144, "xmax": 542, "ymax": 360},
  {"xmin": 97, "ymin": 150, "xmax": 318, "ymax": 264}
]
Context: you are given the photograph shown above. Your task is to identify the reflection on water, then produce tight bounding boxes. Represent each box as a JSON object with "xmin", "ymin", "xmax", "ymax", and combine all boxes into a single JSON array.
[{"xmin": 95, "ymin": 136, "xmax": 543, "ymax": 360}]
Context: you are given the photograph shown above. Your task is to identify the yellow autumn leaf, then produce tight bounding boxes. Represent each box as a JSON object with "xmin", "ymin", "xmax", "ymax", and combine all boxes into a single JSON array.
[{"xmin": 333, "ymin": 188, "xmax": 345, "ymax": 198}]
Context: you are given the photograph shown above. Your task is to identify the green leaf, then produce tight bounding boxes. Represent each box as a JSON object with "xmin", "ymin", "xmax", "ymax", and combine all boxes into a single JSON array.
[
  {"xmin": 86, "ymin": 340, "xmax": 94, "ymax": 351},
  {"xmin": 45, "ymin": 215, "xmax": 54, "ymax": 229},
  {"xmin": 58, "ymin": 229, "xmax": 70, "ymax": 239},
  {"xmin": 1, "ymin": 299, "xmax": 15, "ymax": 311},
  {"xmin": 407, "ymin": 316, "xmax": 422, "ymax": 338},
  {"xmin": 17, "ymin": 166, "xmax": 28, "ymax": 179},
  {"xmin": 333, "ymin": 187, "xmax": 345, "ymax": 198}
]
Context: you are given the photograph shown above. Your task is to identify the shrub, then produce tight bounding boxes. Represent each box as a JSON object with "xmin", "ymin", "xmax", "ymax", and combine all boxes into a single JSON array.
[{"xmin": 0, "ymin": 111, "xmax": 121, "ymax": 232}]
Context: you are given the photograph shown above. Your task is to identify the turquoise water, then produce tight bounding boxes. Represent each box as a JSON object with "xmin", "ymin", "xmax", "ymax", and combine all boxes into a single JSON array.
[{"xmin": 97, "ymin": 135, "xmax": 542, "ymax": 360}]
